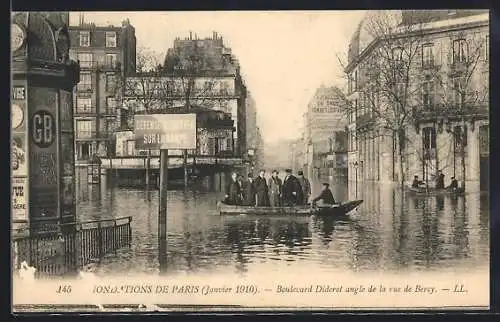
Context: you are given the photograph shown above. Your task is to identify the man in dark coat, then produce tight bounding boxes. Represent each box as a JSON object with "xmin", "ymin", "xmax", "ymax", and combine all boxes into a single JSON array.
[
  {"xmin": 312, "ymin": 183, "xmax": 336, "ymax": 205},
  {"xmin": 254, "ymin": 169, "xmax": 270, "ymax": 207},
  {"xmin": 224, "ymin": 172, "xmax": 242, "ymax": 205},
  {"xmin": 297, "ymin": 170, "xmax": 311, "ymax": 205},
  {"xmin": 241, "ymin": 173, "xmax": 257, "ymax": 206},
  {"xmin": 281, "ymin": 169, "xmax": 304, "ymax": 206},
  {"xmin": 435, "ymin": 170, "xmax": 445, "ymax": 189},
  {"xmin": 268, "ymin": 170, "xmax": 283, "ymax": 207}
]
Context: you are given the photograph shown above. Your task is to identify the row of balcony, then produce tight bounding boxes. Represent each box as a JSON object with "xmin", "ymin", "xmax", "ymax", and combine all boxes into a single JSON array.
[
  {"xmin": 74, "ymin": 107, "xmax": 117, "ymax": 116},
  {"xmin": 75, "ymin": 131, "xmax": 113, "ymax": 140},
  {"xmin": 348, "ymin": 60, "xmax": 475, "ymax": 95},
  {"xmin": 353, "ymin": 102, "xmax": 487, "ymax": 129},
  {"xmin": 78, "ymin": 61, "xmax": 122, "ymax": 71}
]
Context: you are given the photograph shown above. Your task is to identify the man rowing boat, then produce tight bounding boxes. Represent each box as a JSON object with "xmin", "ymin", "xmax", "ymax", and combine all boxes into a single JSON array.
[{"xmin": 312, "ymin": 183, "xmax": 336, "ymax": 206}]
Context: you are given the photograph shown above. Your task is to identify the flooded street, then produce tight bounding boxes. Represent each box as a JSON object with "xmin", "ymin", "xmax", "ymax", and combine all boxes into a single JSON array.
[{"xmin": 75, "ymin": 170, "xmax": 489, "ymax": 277}]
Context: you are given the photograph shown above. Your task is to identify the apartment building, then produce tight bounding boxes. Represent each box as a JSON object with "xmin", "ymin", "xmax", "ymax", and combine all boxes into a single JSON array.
[{"xmin": 69, "ymin": 16, "xmax": 136, "ymax": 160}]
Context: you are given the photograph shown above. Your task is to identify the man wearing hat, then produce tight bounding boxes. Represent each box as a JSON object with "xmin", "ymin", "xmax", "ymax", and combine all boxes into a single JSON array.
[
  {"xmin": 281, "ymin": 169, "xmax": 304, "ymax": 206},
  {"xmin": 312, "ymin": 183, "xmax": 336, "ymax": 205},
  {"xmin": 268, "ymin": 170, "xmax": 283, "ymax": 207},
  {"xmin": 297, "ymin": 170, "xmax": 311, "ymax": 205}
]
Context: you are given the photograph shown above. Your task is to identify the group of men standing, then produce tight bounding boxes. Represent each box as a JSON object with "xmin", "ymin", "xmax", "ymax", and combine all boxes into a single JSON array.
[{"xmin": 224, "ymin": 169, "xmax": 312, "ymax": 207}]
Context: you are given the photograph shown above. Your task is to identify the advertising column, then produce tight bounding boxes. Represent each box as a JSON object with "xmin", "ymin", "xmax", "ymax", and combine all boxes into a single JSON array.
[
  {"xmin": 28, "ymin": 87, "xmax": 59, "ymax": 232},
  {"xmin": 12, "ymin": 84, "xmax": 29, "ymax": 236}
]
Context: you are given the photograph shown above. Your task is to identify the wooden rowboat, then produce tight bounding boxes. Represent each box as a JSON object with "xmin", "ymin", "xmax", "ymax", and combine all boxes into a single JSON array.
[
  {"xmin": 406, "ymin": 186, "xmax": 465, "ymax": 196},
  {"xmin": 218, "ymin": 200, "xmax": 364, "ymax": 216}
]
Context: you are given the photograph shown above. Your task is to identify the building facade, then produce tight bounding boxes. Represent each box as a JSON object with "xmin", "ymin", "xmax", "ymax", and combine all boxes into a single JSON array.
[
  {"xmin": 160, "ymin": 32, "xmax": 248, "ymax": 157},
  {"xmin": 303, "ymin": 85, "xmax": 348, "ymax": 179},
  {"xmin": 345, "ymin": 10, "xmax": 489, "ymax": 190},
  {"xmin": 68, "ymin": 16, "xmax": 136, "ymax": 160}
]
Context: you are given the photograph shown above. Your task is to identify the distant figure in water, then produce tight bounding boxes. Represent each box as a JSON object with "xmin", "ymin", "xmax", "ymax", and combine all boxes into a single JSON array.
[
  {"xmin": 447, "ymin": 176, "xmax": 459, "ymax": 190},
  {"xmin": 435, "ymin": 170, "xmax": 445, "ymax": 189},
  {"xmin": 312, "ymin": 183, "xmax": 336, "ymax": 205},
  {"xmin": 224, "ymin": 172, "xmax": 242, "ymax": 205},
  {"xmin": 411, "ymin": 175, "xmax": 425, "ymax": 188}
]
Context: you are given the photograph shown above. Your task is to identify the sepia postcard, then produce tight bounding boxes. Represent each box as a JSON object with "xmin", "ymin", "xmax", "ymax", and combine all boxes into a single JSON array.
[{"xmin": 11, "ymin": 10, "xmax": 490, "ymax": 312}]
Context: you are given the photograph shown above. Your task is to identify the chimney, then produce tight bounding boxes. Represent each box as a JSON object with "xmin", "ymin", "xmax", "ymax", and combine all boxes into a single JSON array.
[{"xmin": 189, "ymin": 31, "xmax": 192, "ymax": 40}]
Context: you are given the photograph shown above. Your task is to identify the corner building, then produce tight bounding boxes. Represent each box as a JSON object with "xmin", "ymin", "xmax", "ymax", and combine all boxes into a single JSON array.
[{"xmin": 345, "ymin": 10, "xmax": 489, "ymax": 190}]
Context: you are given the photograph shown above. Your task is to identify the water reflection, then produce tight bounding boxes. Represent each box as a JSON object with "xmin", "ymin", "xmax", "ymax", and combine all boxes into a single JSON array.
[{"xmin": 76, "ymin": 170, "xmax": 489, "ymax": 276}]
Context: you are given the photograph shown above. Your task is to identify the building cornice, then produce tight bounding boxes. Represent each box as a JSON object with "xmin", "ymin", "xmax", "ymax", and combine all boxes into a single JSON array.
[{"xmin": 345, "ymin": 14, "xmax": 489, "ymax": 73}]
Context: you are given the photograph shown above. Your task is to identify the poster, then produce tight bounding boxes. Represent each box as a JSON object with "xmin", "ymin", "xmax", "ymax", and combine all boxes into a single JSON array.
[
  {"xmin": 62, "ymin": 176, "xmax": 74, "ymax": 206},
  {"xmin": 59, "ymin": 90, "xmax": 73, "ymax": 132},
  {"xmin": 12, "ymin": 133, "xmax": 27, "ymax": 176},
  {"xmin": 61, "ymin": 133, "xmax": 75, "ymax": 176},
  {"xmin": 12, "ymin": 177, "xmax": 28, "ymax": 222}
]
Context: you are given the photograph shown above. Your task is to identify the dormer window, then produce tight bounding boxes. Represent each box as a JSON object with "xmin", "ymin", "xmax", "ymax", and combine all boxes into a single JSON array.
[
  {"xmin": 79, "ymin": 31, "xmax": 90, "ymax": 47},
  {"xmin": 106, "ymin": 32, "xmax": 117, "ymax": 48},
  {"xmin": 392, "ymin": 47, "xmax": 403, "ymax": 62}
]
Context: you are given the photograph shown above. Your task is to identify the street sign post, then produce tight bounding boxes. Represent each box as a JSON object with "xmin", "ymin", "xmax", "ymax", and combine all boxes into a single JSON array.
[{"xmin": 134, "ymin": 113, "xmax": 197, "ymax": 273}]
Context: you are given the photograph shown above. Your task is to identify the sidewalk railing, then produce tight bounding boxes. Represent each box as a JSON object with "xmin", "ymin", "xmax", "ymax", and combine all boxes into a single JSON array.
[{"xmin": 12, "ymin": 216, "xmax": 132, "ymax": 278}]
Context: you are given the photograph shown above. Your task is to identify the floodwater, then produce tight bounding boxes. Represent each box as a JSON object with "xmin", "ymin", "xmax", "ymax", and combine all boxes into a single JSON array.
[{"xmin": 75, "ymin": 171, "xmax": 489, "ymax": 276}]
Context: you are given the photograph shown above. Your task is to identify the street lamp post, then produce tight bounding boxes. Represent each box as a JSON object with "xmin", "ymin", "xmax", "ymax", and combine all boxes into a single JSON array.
[{"xmin": 353, "ymin": 161, "xmax": 358, "ymax": 199}]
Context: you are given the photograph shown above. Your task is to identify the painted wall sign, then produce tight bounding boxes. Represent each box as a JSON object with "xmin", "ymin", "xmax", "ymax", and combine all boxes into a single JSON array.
[
  {"xmin": 134, "ymin": 114, "xmax": 197, "ymax": 150},
  {"xmin": 12, "ymin": 177, "xmax": 28, "ymax": 222},
  {"xmin": 31, "ymin": 110, "xmax": 56, "ymax": 148}
]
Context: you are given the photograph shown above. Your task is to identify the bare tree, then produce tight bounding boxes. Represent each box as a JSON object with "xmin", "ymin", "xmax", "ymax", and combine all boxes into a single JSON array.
[
  {"xmin": 337, "ymin": 11, "xmax": 447, "ymax": 186},
  {"xmin": 430, "ymin": 33, "xmax": 488, "ymax": 188}
]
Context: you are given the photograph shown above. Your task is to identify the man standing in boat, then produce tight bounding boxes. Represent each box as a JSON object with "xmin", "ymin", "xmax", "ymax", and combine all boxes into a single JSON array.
[
  {"xmin": 268, "ymin": 170, "xmax": 282, "ymax": 207},
  {"xmin": 241, "ymin": 173, "xmax": 257, "ymax": 206},
  {"xmin": 281, "ymin": 169, "xmax": 304, "ymax": 206},
  {"xmin": 254, "ymin": 169, "xmax": 271, "ymax": 206},
  {"xmin": 224, "ymin": 172, "xmax": 242, "ymax": 205},
  {"xmin": 436, "ymin": 170, "xmax": 445, "ymax": 189},
  {"xmin": 447, "ymin": 176, "xmax": 459, "ymax": 190},
  {"xmin": 312, "ymin": 183, "xmax": 336, "ymax": 205},
  {"xmin": 297, "ymin": 170, "xmax": 311, "ymax": 205}
]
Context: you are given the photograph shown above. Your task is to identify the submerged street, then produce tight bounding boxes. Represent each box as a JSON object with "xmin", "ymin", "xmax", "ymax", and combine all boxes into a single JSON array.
[{"xmin": 75, "ymin": 169, "xmax": 489, "ymax": 276}]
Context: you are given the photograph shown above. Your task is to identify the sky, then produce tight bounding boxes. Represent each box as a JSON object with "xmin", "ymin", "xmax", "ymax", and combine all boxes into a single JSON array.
[{"xmin": 69, "ymin": 11, "xmax": 366, "ymax": 145}]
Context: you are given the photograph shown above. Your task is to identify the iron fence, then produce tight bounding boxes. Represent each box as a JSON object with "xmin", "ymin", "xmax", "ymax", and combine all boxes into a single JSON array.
[{"xmin": 12, "ymin": 216, "xmax": 132, "ymax": 278}]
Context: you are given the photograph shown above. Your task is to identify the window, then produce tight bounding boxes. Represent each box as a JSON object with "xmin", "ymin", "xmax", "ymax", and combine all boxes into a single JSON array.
[
  {"xmin": 453, "ymin": 77, "xmax": 465, "ymax": 108},
  {"xmin": 76, "ymin": 97, "xmax": 92, "ymax": 113},
  {"xmin": 422, "ymin": 44, "xmax": 434, "ymax": 67},
  {"xmin": 106, "ymin": 97, "xmax": 117, "ymax": 113},
  {"xmin": 105, "ymin": 32, "xmax": 117, "ymax": 48},
  {"xmin": 79, "ymin": 31, "xmax": 90, "ymax": 47},
  {"xmin": 454, "ymin": 125, "xmax": 468, "ymax": 151},
  {"xmin": 453, "ymin": 39, "xmax": 468, "ymax": 64},
  {"xmin": 77, "ymin": 53, "xmax": 93, "ymax": 68},
  {"xmin": 106, "ymin": 73, "xmax": 116, "ymax": 92},
  {"xmin": 392, "ymin": 47, "xmax": 403, "ymax": 61},
  {"xmin": 78, "ymin": 72, "xmax": 92, "ymax": 91},
  {"xmin": 353, "ymin": 70, "xmax": 358, "ymax": 91},
  {"xmin": 395, "ymin": 83, "xmax": 405, "ymax": 102},
  {"xmin": 422, "ymin": 127, "xmax": 437, "ymax": 159},
  {"xmin": 76, "ymin": 120, "xmax": 93, "ymax": 139},
  {"xmin": 422, "ymin": 79, "xmax": 435, "ymax": 109},
  {"xmin": 105, "ymin": 53, "xmax": 117, "ymax": 68}
]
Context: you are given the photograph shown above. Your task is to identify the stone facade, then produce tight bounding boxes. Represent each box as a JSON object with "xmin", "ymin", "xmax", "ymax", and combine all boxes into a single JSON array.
[
  {"xmin": 303, "ymin": 85, "xmax": 348, "ymax": 179},
  {"xmin": 345, "ymin": 10, "xmax": 489, "ymax": 189}
]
